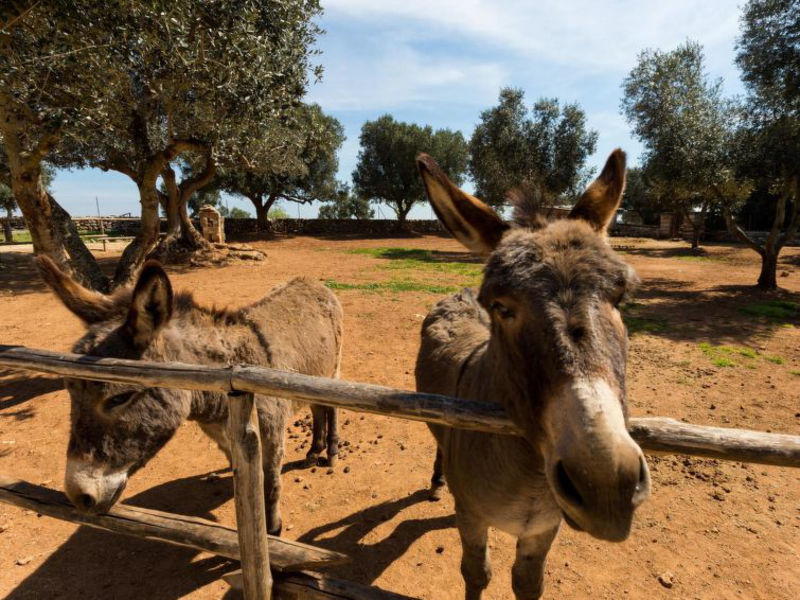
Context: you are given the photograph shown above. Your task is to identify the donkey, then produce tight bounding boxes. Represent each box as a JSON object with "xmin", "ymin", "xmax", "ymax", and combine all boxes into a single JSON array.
[
  {"xmin": 37, "ymin": 256, "xmax": 343, "ymax": 535},
  {"xmin": 415, "ymin": 149, "xmax": 651, "ymax": 599}
]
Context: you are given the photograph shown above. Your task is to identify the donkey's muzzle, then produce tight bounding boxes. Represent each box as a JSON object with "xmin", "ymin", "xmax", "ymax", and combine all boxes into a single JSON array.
[
  {"xmin": 65, "ymin": 456, "xmax": 129, "ymax": 514},
  {"xmin": 544, "ymin": 378, "xmax": 651, "ymax": 541},
  {"xmin": 552, "ymin": 447, "xmax": 650, "ymax": 541}
]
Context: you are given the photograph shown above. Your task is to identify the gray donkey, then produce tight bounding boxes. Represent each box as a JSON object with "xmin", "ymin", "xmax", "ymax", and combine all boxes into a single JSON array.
[
  {"xmin": 415, "ymin": 149, "xmax": 651, "ymax": 599},
  {"xmin": 37, "ymin": 256, "xmax": 343, "ymax": 535}
]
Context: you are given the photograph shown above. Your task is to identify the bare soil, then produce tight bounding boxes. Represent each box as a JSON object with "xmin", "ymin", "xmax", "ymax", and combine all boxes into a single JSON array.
[{"xmin": 1, "ymin": 235, "xmax": 799, "ymax": 600}]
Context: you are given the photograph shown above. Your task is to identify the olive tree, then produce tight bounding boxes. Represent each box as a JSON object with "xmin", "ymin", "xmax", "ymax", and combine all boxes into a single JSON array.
[
  {"xmin": 720, "ymin": 0, "xmax": 800, "ymax": 289},
  {"xmin": 469, "ymin": 88, "xmax": 598, "ymax": 209},
  {"xmin": 2, "ymin": 0, "xmax": 322, "ymax": 286},
  {"xmin": 318, "ymin": 184, "xmax": 374, "ymax": 219},
  {"xmin": 219, "ymin": 104, "xmax": 344, "ymax": 230},
  {"xmin": 353, "ymin": 115, "xmax": 468, "ymax": 229},
  {"xmin": 621, "ymin": 41, "xmax": 731, "ymax": 250}
]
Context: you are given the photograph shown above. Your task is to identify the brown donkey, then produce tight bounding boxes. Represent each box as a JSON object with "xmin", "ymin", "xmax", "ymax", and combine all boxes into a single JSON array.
[
  {"xmin": 37, "ymin": 257, "xmax": 343, "ymax": 534},
  {"xmin": 415, "ymin": 149, "xmax": 650, "ymax": 599}
]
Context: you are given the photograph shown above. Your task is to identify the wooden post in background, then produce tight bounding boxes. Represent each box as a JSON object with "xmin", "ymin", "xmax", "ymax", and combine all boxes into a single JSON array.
[{"xmin": 228, "ymin": 391, "xmax": 272, "ymax": 600}]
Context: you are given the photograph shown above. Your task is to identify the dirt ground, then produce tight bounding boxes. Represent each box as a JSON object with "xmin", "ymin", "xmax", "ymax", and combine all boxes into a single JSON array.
[{"xmin": 1, "ymin": 234, "xmax": 798, "ymax": 600}]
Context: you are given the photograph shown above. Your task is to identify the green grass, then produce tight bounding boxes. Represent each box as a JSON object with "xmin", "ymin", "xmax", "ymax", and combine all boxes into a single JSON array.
[
  {"xmin": 624, "ymin": 316, "xmax": 668, "ymax": 335},
  {"xmin": 789, "ymin": 370, "xmax": 800, "ymax": 377},
  {"xmin": 737, "ymin": 300, "xmax": 798, "ymax": 322},
  {"xmin": 713, "ymin": 357, "xmax": 736, "ymax": 367},
  {"xmin": 347, "ymin": 247, "xmax": 483, "ymax": 280},
  {"xmin": 698, "ymin": 342, "xmax": 786, "ymax": 368},
  {"xmin": 324, "ymin": 279, "xmax": 460, "ymax": 294},
  {"xmin": 675, "ymin": 255, "xmax": 724, "ymax": 262},
  {"xmin": 8, "ymin": 229, "xmax": 123, "ymax": 244}
]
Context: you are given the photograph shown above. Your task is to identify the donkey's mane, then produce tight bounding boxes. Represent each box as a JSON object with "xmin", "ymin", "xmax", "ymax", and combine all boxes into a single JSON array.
[{"xmin": 507, "ymin": 184, "xmax": 550, "ymax": 230}]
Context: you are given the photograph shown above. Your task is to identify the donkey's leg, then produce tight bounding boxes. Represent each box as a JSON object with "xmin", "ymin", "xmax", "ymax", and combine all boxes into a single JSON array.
[
  {"xmin": 456, "ymin": 510, "xmax": 491, "ymax": 600},
  {"xmin": 259, "ymin": 404, "xmax": 287, "ymax": 536},
  {"xmin": 306, "ymin": 404, "xmax": 328, "ymax": 465},
  {"xmin": 511, "ymin": 526, "xmax": 559, "ymax": 600},
  {"xmin": 325, "ymin": 406, "xmax": 339, "ymax": 467},
  {"xmin": 429, "ymin": 447, "xmax": 446, "ymax": 501}
]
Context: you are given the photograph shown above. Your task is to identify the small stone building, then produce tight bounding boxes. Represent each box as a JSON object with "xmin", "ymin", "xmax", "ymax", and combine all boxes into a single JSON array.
[{"xmin": 199, "ymin": 205, "xmax": 225, "ymax": 243}]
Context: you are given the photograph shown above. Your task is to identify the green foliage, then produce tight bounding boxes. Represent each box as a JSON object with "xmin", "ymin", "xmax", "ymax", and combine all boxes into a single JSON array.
[
  {"xmin": 5, "ymin": 1, "xmax": 324, "ymax": 178},
  {"xmin": 218, "ymin": 206, "xmax": 251, "ymax": 219},
  {"xmin": 219, "ymin": 103, "xmax": 345, "ymax": 221},
  {"xmin": 469, "ymin": 88, "xmax": 598, "ymax": 207},
  {"xmin": 621, "ymin": 41, "xmax": 732, "ymax": 221},
  {"xmin": 352, "ymin": 115, "xmax": 468, "ymax": 224},
  {"xmin": 268, "ymin": 204, "xmax": 291, "ymax": 220},
  {"xmin": 318, "ymin": 184, "xmax": 375, "ymax": 219}
]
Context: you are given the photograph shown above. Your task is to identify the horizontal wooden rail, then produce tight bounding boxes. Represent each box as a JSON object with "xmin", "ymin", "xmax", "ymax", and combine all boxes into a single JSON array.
[
  {"xmin": 0, "ymin": 477, "xmax": 413, "ymax": 600},
  {"xmin": 0, "ymin": 476, "xmax": 344, "ymax": 572},
  {"xmin": 2, "ymin": 344, "xmax": 799, "ymax": 468}
]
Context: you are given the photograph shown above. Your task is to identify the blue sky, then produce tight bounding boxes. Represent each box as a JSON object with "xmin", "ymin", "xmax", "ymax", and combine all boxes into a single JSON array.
[{"xmin": 50, "ymin": 0, "xmax": 745, "ymax": 219}]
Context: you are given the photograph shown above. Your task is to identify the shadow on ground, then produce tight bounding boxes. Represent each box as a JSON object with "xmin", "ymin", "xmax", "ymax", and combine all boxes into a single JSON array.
[
  {"xmin": 624, "ymin": 278, "xmax": 799, "ymax": 344},
  {"xmin": 6, "ymin": 471, "xmax": 238, "ymax": 600},
  {"xmin": 0, "ymin": 252, "xmax": 119, "ymax": 297},
  {"xmin": 0, "ymin": 370, "xmax": 63, "ymax": 421},
  {"xmin": 298, "ymin": 488, "xmax": 455, "ymax": 584}
]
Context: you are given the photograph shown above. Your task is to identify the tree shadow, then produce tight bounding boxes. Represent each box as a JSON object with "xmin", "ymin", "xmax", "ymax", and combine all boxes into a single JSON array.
[
  {"xmin": 6, "ymin": 471, "xmax": 239, "ymax": 600},
  {"xmin": 624, "ymin": 278, "xmax": 799, "ymax": 344},
  {"xmin": 0, "ymin": 370, "xmax": 63, "ymax": 420},
  {"xmin": 0, "ymin": 251, "xmax": 119, "ymax": 297},
  {"xmin": 297, "ymin": 489, "xmax": 455, "ymax": 585}
]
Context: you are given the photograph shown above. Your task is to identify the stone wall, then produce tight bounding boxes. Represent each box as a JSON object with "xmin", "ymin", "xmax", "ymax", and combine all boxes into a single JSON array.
[{"xmin": 3, "ymin": 215, "xmax": 796, "ymax": 245}]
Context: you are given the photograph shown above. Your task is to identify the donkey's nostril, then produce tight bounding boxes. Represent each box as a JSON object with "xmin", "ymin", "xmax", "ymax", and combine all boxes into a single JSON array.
[
  {"xmin": 79, "ymin": 493, "xmax": 96, "ymax": 510},
  {"xmin": 555, "ymin": 461, "xmax": 584, "ymax": 507}
]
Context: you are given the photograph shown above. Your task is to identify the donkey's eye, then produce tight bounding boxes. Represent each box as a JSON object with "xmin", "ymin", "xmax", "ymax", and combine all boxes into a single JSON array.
[
  {"xmin": 105, "ymin": 392, "xmax": 135, "ymax": 410},
  {"xmin": 490, "ymin": 301, "xmax": 515, "ymax": 319},
  {"xmin": 611, "ymin": 277, "xmax": 627, "ymax": 307}
]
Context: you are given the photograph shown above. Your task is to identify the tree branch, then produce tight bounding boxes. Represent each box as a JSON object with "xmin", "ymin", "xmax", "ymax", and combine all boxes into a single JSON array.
[
  {"xmin": 778, "ymin": 176, "xmax": 799, "ymax": 249},
  {"xmin": 179, "ymin": 148, "xmax": 216, "ymax": 203},
  {"xmin": 713, "ymin": 185, "xmax": 765, "ymax": 257}
]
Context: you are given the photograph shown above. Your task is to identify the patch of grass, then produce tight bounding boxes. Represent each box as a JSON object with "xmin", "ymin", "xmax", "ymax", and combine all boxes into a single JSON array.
[
  {"xmin": 11, "ymin": 230, "xmax": 32, "ymax": 243},
  {"xmin": 737, "ymin": 300, "xmax": 798, "ymax": 322},
  {"xmin": 713, "ymin": 357, "xmax": 735, "ymax": 367},
  {"xmin": 675, "ymin": 255, "xmax": 724, "ymax": 262},
  {"xmin": 324, "ymin": 279, "xmax": 459, "ymax": 295},
  {"xmin": 698, "ymin": 342, "xmax": 786, "ymax": 368},
  {"xmin": 789, "ymin": 369, "xmax": 800, "ymax": 377},
  {"xmin": 624, "ymin": 316, "xmax": 668, "ymax": 335},
  {"xmin": 347, "ymin": 247, "xmax": 483, "ymax": 280}
]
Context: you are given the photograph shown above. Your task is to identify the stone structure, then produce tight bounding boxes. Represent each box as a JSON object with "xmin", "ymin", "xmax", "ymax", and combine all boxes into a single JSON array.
[{"xmin": 199, "ymin": 205, "xmax": 225, "ymax": 243}]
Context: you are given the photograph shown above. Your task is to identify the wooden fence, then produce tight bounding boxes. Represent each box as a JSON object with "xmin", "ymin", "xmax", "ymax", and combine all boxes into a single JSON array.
[{"xmin": 1, "ymin": 343, "xmax": 799, "ymax": 599}]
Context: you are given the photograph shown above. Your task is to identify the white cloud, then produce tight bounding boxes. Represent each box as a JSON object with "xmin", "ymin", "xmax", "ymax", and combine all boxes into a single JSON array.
[
  {"xmin": 324, "ymin": 0, "xmax": 742, "ymax": 78},
  {"xmin": 307, "ymin": 38, "xmax": 508, "ymax": 111}
]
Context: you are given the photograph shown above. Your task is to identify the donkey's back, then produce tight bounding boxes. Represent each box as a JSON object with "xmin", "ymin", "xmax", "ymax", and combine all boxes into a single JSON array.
[{"xmin": 247, "ymin": 277, "xmax": 343, "ymax": 378}]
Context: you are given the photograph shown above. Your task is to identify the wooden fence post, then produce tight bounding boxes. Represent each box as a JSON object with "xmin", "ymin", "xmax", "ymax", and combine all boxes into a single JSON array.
[{"xmin": 228, "ymin": 391, "xmax": 272, "ymax": 600}]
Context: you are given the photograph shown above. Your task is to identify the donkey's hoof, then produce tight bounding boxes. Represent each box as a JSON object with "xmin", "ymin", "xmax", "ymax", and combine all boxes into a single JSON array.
[
  {"xmin": 305, "ymin": 452, "xmax": 321, "ymax": 467},
  {"xmin": 429, "ymin": 485, "xmax": 446, "ymax": 502},
  {"xmin": 267, "ymin": 522, "xmax": 283, "ymax": 537},
  {"xmin": 326, "ymin": 454, "xmax": 338, "ymax": 468}
]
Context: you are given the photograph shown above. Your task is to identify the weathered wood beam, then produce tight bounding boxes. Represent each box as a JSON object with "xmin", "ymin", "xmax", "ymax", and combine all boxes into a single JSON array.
[
  {"xmin": 0, "ymin": 476, "xmax": 345, "ymax": 572},
  {"xmin": 1, "ymin": 345, "xmax": 799, "ymax": 467},
  {"xmin": 228, "ymin": 391, "xmax": 272, "ymax": 600}
]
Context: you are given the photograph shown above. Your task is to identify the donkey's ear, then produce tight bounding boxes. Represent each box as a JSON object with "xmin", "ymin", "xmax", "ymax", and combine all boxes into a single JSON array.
[
  {"xmin": 569, "ymin": 149, "xmax": 626, "ymax": 232},
  {"xmin": 36, "ymin": 255, "xmax": 126, "ymax": 324},
  {"xmin": 417, "ymin": 154, "xmax": 508, "ymax": 256},
  {"xmin": 125, "ymin": 261, "xmax": 173, "ymax": 348}
]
